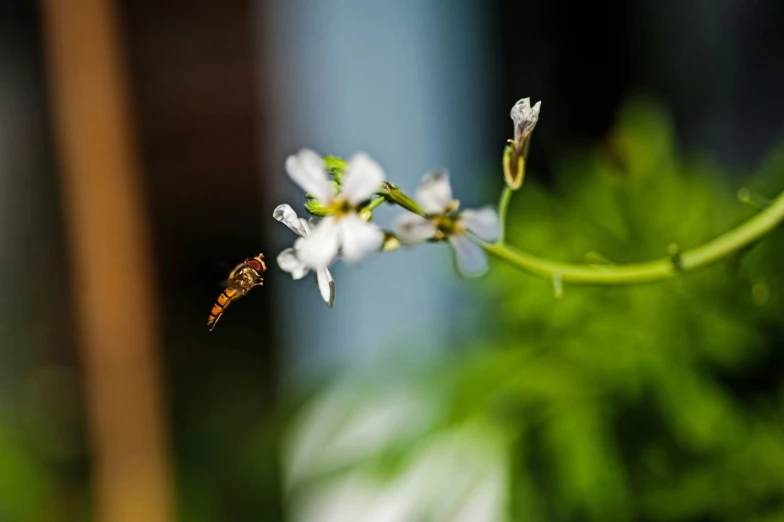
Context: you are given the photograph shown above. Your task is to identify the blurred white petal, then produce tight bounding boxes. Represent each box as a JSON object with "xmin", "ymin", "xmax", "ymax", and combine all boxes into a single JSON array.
[
  {"xmin": 299, "ymin": 217, "xmax": 311, "ymax": 236},
  {"xmin": 341, "ymin": 153, "xmax": 385, "ymax": 205},
  {"xmin": 316, "ymin": 267, "xmax": 336, "ymax": 307},
  {"xmin": 460, "ymin": 207, "xmax": 500, "ymax": 243},
  {"xmin": 285, "ymin": 148, "xmax": 335, "ymax": 203},
  {"xmin": 339, "ymin": 214, "xmax": 384, "ymax": 263},
  {"xmin": 447, "ymin": 471, "xmax": 504, "ymax": 522},
  {"xmin": 294, "ymin": 474, "xmax": 406, "ymax": 522},
  {"xmin": 394, "ymin": 213, "xmax": 437, "ymax": 245},
  {"xmin": 277, "ymin": 248, "xmax": 310, "ymax": 280},
  {"xmin": 274, "ymin": 204, "xmax": 309, "ymax": 237},
  {"xmin": 297, "ymin": 216, "xmax": 341, "ymax": 268},
  {"xmin": 416, "ymin": 171, "xmax": 453, "ymax": 215},
  {"xmin": 449, "ymin": 235, "xmax": 489, "ymax": 277}
]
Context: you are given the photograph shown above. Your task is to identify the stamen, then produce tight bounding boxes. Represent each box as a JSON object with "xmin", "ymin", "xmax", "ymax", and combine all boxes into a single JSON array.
[{"xmin": 328, "ymin": 197, "xmax": 354, "ymax": 217}]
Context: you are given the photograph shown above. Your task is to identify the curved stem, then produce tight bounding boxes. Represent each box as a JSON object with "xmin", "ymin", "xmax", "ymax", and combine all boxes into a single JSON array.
[
  {"xmin": 498, "ymin": 186, "xmax": 513, "ymax": 243},
  {"xmin": 481, "ymin": 186, "xmax": 784, "ymax": 285},
  {"xmin": 361, "ymin": 196, "xmax": 386, "ymax": 214}
]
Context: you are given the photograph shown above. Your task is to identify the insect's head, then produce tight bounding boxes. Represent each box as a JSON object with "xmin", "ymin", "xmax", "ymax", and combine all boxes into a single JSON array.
[
  {"xmin": 241, "ymin": 254, "xmax": 266, "ymax": 287},
  {"xmin": 246, "ymin": 254, "xmax": 266, "ymax": 275}
]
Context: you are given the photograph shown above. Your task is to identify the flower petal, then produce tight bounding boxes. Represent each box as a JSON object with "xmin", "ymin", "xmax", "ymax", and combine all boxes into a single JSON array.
[
  {"xmin": 316, "ymin": 267, "xmax": 336, "ymax": 308},
  {"xmin": 277, "ymin": 248, "xmax": 310, "ymax": 280},
  {"xmin": 339, "ymin": 214, "xmax": 384, "ymax": 263},
  {"xmin": 449, "ymin": 235, "xmax": 489, "ymax": 277},
  {"xmin": 510, "ymin": 98, "xmax": 541, "ymax": 143},
  {"xmin": 394, "ymin": 213, "xmax": 437, "ymax": 246},
  {"xmin": 296, "ymin": 216, "xmax": 341, "ymax": 268},
  {"xmin": 285, "ymin": 148, "xmax": 335, "ymax": 203},
  {"xmin": 299, "ymin": 217, "xmax": 311, "ymax": 236},
  {"xmin": 273, "ymin": 204, "xmax": 309, "ymax": 238},
  {"xmin": 460, "ymin": 206, "xmax": 500, "ymax": 243},
  {"xmin": 341, "ymin": 153, "xmax": 385, "ymax": 205},
  {"xmin": 416, "ymin": 170, "xmax": 453, "ymax": 215}
]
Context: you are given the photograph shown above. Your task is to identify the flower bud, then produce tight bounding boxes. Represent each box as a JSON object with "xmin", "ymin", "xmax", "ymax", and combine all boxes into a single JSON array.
[
  {"xmin": 304, "ymin": 199, "xmax": 330, "ymax": 216},
  {"xmin": 382, "ymin": 233, "xmax": 401, "ymax": 251},
  {"xmin": 504, "ymin": 98, "xmax": 541, "ymax": 190}
]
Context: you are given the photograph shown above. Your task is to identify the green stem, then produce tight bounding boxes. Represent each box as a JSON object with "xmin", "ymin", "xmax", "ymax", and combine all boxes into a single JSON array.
[
  {"xmin": 498, "ymin": 186, "xmax": 513, "ymax": 243},
  {"xmin": 482, "ymin": 186, "xmax": 784, "ymax": 285},
  {"xmin": 361, "ymin": 196, "xmax": 386, "ymax": 214}
]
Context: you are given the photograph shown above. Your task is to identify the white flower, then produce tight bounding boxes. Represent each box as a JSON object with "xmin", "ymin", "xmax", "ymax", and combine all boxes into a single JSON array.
[
  {"xmin": 273, "ymin": 204, "xmax": 336, "ymax": 307},
  {"xmin": 510, "ymin": 97, "xmax": 541, "ymax": 145},
  {"xmin": 394, "ymin": 171, "xmax": 499, "ymax": 277},
  {"xmin": 285, "ymin": 149, "xmax": 385, "ymax": 269}
]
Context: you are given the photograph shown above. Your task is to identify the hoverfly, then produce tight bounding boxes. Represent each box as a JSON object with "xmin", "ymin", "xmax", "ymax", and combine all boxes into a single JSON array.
[{"xmin": 207, "ymin": 253, "xmax": 266, "ymax": 331}]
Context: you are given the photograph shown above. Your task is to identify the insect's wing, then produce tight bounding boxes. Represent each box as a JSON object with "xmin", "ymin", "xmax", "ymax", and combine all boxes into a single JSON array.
[{"xmin": 227, "ymin": 261, "xmax": 247, "ymax": 280}]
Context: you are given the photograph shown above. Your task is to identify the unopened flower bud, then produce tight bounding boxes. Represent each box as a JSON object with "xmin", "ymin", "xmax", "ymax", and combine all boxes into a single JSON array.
[{"xmin": 504, "ymin": 98, "xmax": 541, "ymax": 190}]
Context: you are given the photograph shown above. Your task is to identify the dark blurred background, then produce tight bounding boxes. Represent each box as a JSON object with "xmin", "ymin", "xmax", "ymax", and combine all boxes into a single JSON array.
[{"xmin": 1, "ymin": 1, "xmax": 783, "ymax": 521}]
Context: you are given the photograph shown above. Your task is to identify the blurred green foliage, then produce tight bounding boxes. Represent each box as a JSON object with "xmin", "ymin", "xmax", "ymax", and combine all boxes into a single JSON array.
[
  {"xmin": 0, "ymin": 413, "xmax": 57, "ymax": 521},
  {"xmin": 286, "ymin": 97, "xmax": 784, "ymax": 521},
  {"xmin": 452, "ymin": 96, "xmax": 784, "ymax": 521}
]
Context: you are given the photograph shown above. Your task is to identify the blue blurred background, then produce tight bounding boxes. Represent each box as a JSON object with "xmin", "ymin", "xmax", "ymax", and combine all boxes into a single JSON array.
[{"xmin": 1, "ymin": 1, "xmax": 784, "ymax": 521}]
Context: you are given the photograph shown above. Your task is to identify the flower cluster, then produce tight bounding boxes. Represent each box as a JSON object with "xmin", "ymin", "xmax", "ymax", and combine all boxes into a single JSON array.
[{"xmin": 273, "ymin": 98, "xmax": 541, "ymax": 307}]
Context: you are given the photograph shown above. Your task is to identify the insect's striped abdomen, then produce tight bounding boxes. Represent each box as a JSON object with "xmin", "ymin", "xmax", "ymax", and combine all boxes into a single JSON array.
[{"xmin": 206, "ymin": 287, "xmax": 240, "ymax": 331}]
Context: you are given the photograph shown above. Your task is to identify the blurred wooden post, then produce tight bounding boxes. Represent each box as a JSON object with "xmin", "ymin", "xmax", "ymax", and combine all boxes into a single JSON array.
[{"xmin": 41, "ymin": 1, "xmax": 175, "ymax": 522}]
